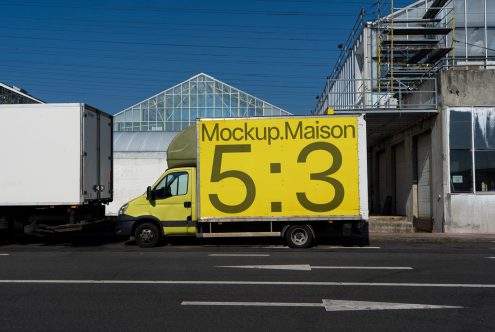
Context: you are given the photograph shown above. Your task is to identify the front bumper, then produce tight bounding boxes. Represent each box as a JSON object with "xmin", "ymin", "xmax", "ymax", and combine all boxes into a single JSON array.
[{"xmin": 116, "ymin": 214, "xmax": 136, "ymax": 236}]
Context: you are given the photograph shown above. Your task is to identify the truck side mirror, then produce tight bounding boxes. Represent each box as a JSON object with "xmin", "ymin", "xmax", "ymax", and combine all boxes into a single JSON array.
[{"xmin": 146, "ymin": 186, "xmax": 155, "ymax": 201}]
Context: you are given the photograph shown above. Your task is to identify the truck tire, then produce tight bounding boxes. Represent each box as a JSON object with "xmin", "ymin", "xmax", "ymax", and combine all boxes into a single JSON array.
[
  {"xmin": 285, "ymin": 225, "xmax": 314, "ymax": 248},
  {"xmin": 135, "ymin": 222, "xmax": 161, "ymax": 248}
]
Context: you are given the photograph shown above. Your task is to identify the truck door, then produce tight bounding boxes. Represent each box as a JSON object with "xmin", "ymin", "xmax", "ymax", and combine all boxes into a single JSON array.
[{"xmin": 150, "ymin": 169, "xmax": 194, "ymax": 235}]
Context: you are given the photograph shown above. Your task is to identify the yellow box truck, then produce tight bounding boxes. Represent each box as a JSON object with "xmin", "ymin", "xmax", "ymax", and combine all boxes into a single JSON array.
[{"xmin": 116, "ymin": 115, "xmax": 369, "ymax": 248}]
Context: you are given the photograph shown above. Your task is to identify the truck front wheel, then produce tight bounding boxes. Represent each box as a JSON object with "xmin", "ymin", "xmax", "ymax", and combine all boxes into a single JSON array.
[
  {"xmin": 285, "ymin": 225, "xmax": 314, "ymax": 248},
  {"xmin": 135, "ymin": 222, "xmax": 161, "ymax": 248}
]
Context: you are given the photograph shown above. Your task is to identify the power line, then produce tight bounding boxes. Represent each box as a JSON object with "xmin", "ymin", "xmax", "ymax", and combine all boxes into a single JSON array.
[
  {"xmin": 0, "ymin": 43, "xmax": 337, "ymax": 62},
  {"xmin": 0, "ymin": 72, "xmax": 323, "ymax": 90},
  {"xmin": 2, "ymin": 72, "xmax": 321, "ymax": 92},
  {"xmin": 454, "ymin": 39, "xmax": 495, "ymax": 53},
  {"xmin": 0, "ymin": 62, "xmax": 324, "ymax": 82},
  {"xmin": 0, "ymin": 15, "xmax": 357, "ymax": 33},
  {"xmin": 0, "ymin": 47, "xmax": 335, "ymax": 68},
  {"xmin": 0, "ymin": 34, "xmax": 342, "ymax": 53},
  {"xmin": 0, "ymin": 1, "xmax": 358, "ymax": 17},
  {"xmin": 0, "ymin": 26, "xmax": 344, "ymax": 44}
]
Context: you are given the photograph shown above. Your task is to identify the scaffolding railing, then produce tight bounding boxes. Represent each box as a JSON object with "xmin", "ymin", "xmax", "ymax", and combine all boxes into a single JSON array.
[
  {"xmin": 374, "ymin": 0, "xmax": 455, "ymax": 84},
  {"xmin": 314, "ymin": 0, "xmax": 457, "ymax": 115},
  {"xmin": 317, "ymin": 77, "xmax": 437, "ymax": 112}
]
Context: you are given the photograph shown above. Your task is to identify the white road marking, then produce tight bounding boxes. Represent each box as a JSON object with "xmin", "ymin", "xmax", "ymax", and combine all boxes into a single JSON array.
[
  {"xmin": 0, "ymin": 254, "xmax": 9, "ymax": 256},
  {"xmin": 320, "ymin": 246, "xmax": 381, "ymax": 249},
  {"xmin": 218, "ymin": 264, "xmax": 311, "ymax": 271},
  {"xmin": 323, "ymin": 300, "xmax": 462, "ymax": 311},
  {"xmin": 182, "ymin": 301, "xmax": 323, "ymax": 308},
  {"xmin": 0, "ymin": 280, "xmax": 493, "ymax": 288},
  {"xmin": 312, "ymin": 266, "xmax": 412, "ymax": 270},
  {"xmin": 248, "ymin": 246, "xmax": 290, "ymax": 249},
  {"xmin": 487, "ymin": 257, "xmax": 495, "ymax": 259},
  {"xmin": 217, "ymin": 264, "xmax": 412, "ymax": 271},
  {"xmin": 246, "ymin": 246, "xmax": 381, "ymax": 250},
  {"xmin": 181, "ymin": 299, "xmax": 462, "ymax": 311},
  {"xmin": 208, "ymin": 254, "xmax": 270, "ymax": 257}
]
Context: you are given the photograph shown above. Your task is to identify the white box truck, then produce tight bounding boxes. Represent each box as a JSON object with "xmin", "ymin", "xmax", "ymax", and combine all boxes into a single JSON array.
[
  {"xmin": 0, "ymin": 103, "xmax": 112, "ymax": 235},
  {"xmin": 117, "ymin": 115, "xmax": 369, "ymax": 248}
]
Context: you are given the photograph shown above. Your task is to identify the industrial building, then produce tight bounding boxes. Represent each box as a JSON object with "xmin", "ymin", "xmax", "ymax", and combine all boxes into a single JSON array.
[
  {"xmin": 314, "ymin": 0, "xmax": 495, "ymax": 233},
  {"xmin": 109, "ymin": 73, "xmax": 291, "ymax": 215},
  {"xmin": 0, "ymin": 82, "xmax": 43, "ymax": 104}
]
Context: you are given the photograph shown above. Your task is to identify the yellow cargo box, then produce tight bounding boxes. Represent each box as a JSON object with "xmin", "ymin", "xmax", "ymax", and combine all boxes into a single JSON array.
[{"xmin": 197, "ymin": 116, "xmax": 368, "ymax": 222}]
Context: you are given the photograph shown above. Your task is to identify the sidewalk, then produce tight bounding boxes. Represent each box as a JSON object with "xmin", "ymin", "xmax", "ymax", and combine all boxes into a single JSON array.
[{"xmin": 370, "ymin": 231, "xmax": 495, "ymax": 242}]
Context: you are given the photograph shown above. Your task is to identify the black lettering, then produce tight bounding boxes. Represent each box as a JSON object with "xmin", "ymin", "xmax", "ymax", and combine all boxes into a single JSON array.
[
  {"xmin": 255, "ymin": 127, "xmax": 267, "ymax": 140},
  {"xmin": 331, "ymin": 125, "xmax": 343, "ymax": 138},
  {"xmin": 232, "ymin": 128, "xmax": 243, "ymax": 141},
  {"xmin": 285, "ymin": 121, "xmax": 302, "ymax": 139},
  {"xmin": 344, "ymin": 125, "xmax": 356, "ymax": 138},
  {"xmin": 268, "ymin": 127, "xmax": 280, "ymax": 145},
  {"xmin": 244, "ymin": 122, "xmax": 255, "ymax": 140},
  {"xmin": 304, "ymin": 125, "xmax": 316, "ymax": 139},
  {"xmin": 220, "ymin": 128, "xmax": 232, "ymax": 141},
  {"xmin": 320, "ymin": 125, "xmax": 331, "ymax": 139},
  {"xmin": 202, "ymin": 123, "xmax": 219, "ymax": 142}
]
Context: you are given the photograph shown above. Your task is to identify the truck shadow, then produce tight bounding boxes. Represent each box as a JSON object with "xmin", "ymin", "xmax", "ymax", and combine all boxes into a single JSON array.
[
  {"xmin": 0, "ymin": 221, "xmax": 368, "ymax": 248},
  {"xmin": 0, "ymin": 220, "xmax": 125, "ymax": 248},
  {"xmin": 136, "ymin": 235, "xmax": 367, "ymax": 248}
]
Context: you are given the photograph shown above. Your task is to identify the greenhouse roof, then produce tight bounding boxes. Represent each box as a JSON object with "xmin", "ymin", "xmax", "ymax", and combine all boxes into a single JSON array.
[{"xmin": 114, "ymin": 73, "xmax": 291, "ymax": 132}]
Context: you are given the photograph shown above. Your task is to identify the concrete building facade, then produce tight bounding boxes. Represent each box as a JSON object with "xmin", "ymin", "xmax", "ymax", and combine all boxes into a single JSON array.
[
  {"xmin": 314, "ymin": 0, "xmax": 495, "ymax": 233},
  {"xmin": 368, "ymin": 70, "xmax": 495, "ymax": 233}
]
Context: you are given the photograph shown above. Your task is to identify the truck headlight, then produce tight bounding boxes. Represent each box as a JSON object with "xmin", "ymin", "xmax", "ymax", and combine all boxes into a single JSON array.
[{"xmin": 118, "ymin": 203, "xmax": 129, "ymax": 216}]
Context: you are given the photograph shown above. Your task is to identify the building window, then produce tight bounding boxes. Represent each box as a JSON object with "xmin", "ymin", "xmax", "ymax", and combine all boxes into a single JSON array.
[
  {"xmin": 449, "ymin": 108, "xmax": 495, "ymax": 193},
  {"xmin": 449, "ymin": 110, "xmax": 473, "ymax": 192},
  {"xmin": 474, "ymin": 108, "xmax": 495, "ymax": 191}
]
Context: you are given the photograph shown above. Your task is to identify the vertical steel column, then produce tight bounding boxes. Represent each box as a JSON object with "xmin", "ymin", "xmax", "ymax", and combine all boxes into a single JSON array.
[
  {"xmin": 484, "ymin": 0, "xmax": 488, "ymax": 67},
  {"xmin": 464, "ymin": 0, "xmax": 468, "ymax": 64}
]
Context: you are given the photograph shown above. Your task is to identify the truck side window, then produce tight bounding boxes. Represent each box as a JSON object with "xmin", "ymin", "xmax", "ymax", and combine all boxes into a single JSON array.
[{"xmin": 155, "ymin": 172, "xmax": 188, "ymax": 199}]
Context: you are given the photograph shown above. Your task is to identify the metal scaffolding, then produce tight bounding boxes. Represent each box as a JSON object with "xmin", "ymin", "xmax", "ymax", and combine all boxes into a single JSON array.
[{"xmin": 314, "ymin": 0, "xmax": 461, "ymax": 114}]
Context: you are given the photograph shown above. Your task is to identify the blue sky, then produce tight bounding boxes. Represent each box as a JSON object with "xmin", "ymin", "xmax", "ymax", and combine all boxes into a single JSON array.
[{"xmin": 0, "ymin": 0, "xmax": 411, "ymax": 115}]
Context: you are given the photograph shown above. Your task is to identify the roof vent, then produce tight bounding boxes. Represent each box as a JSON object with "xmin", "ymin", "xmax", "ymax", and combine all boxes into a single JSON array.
[{"xmin": 12, "ymin": 86, "xmax": 28, "ymax": 94}]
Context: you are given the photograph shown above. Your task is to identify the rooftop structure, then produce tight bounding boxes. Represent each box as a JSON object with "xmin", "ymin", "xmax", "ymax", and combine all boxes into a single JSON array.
[
  {"xmin": 114, "ymin": 73, "xmax": 290, "ymax": 132},
  {"xmin": 311, "ymin": 0, "xmax": 495, "ymax": 234},
  {"xmin": 0, "ymin": 82, "xmax": 43, "ymax": 104},
  {"xmin": 314, "ymin": 0, "xmax": 494, "ymax": 115}
]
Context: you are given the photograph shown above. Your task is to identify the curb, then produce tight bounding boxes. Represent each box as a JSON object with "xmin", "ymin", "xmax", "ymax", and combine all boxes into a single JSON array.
[{"xmin": 370, "ymin": 232, "xmax": 495, "ymax": 243}]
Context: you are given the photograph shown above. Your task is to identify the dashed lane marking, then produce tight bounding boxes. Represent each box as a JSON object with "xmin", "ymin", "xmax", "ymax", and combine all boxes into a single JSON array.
[
  {"xmin": 208, "ymin": 254, "xmax": 270, "ymax": 257},
  {"xmin": 217, "ymin": 264, "xmax": 412, "ymax": 271},
  {"xmin": 181, "ymin": 299, "xmax": 463, "ymax": 311},
  {"xmin": 318, "ymin": 246, "xmax": 381, "ymax": 249}
]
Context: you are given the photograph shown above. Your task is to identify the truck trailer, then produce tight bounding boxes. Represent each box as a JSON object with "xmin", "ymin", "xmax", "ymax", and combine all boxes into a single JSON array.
[
  {"xmin": 0, "ymin": 103, "xmax": 113, "ymax": 235},
  {"xmin": 117, "ymin": 115, "xmax": 368, "ymax": 248}
]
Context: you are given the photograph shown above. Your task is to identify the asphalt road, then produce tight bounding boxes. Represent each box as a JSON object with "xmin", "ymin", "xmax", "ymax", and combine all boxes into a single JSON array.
[{"xmin": 0, "ymin": 233, "xmax": 494, "ymax": 332}]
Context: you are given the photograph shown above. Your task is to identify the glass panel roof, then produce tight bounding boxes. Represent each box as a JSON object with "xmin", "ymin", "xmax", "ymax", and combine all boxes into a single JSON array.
[{"xmin": 114, "ymin": 73, "xmax": 291, "ymax": 132}]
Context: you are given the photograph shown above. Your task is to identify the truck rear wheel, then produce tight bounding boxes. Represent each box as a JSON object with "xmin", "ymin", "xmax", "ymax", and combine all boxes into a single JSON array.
[
  {"xmin": 285, "ymin": 225, "xmax": 314, "ymax": 248},
  {"xmin": 135, "ymin": 222, "xmax": 161, "ymax": 248}
]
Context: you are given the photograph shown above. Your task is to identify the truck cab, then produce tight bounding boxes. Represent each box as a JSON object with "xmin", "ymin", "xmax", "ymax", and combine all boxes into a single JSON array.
[{"xmin": 117, "ymin": 167, "xmax": 197, "ymax": 247}]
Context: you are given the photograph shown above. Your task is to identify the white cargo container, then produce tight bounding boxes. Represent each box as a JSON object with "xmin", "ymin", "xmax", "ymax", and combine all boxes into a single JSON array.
[{"xmin": 0, "ymin": 103, "xmax": 112, "ymax": 234}]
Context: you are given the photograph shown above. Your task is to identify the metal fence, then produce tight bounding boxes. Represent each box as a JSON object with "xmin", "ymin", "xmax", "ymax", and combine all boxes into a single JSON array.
[{"xmin": 316, "ymin": 77, "xmax": 437, "ymax": 113}]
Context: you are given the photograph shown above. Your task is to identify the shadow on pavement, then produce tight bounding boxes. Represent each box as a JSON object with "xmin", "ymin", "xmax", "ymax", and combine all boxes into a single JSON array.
[
  {"xmin": 0, "ymin": 220, "xmax": 125, "ymax": 248},
  {"xmin": 1, "ymin": 220, "xmax": 367, "ymax": 248}
]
